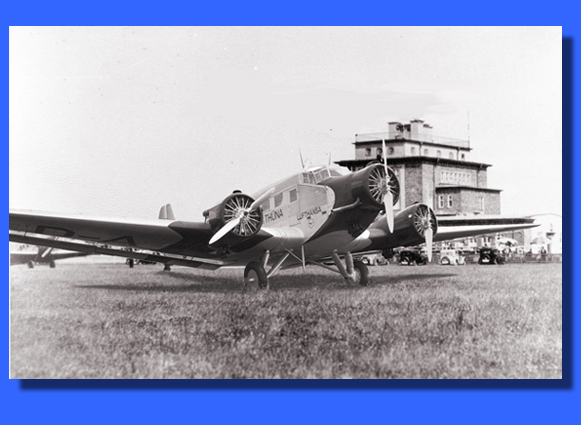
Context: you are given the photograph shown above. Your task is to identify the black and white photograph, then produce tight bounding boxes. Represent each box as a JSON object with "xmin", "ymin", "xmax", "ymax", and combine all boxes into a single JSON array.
[{"xmin": 9, "ymin": 26, "xmax": 562, "ymax": 379}]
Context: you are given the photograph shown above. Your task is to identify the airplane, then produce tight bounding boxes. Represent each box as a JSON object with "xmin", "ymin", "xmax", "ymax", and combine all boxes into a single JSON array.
[
  {"xmin": 10, "ymin": 242, "xmax": 90, "ymax": 268},
  {"xmin": 9, "ymin": 151, "xmax": 538, "ymax": 288}
]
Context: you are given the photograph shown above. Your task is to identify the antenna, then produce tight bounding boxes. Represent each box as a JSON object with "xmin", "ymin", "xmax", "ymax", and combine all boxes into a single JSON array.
[
  {"xmin": 328, "ymin": 152, "xmax": 332, "ymax": 166},
  {"xmin": 299, "ymin": 149, "xmax": 305, "ymax": 169},
  {"xmin": 467, "ymin": 110, "xmax": 471, "ymax": 147}
]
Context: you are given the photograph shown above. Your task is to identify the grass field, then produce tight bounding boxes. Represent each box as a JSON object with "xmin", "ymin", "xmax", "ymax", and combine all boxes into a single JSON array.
[{"xmin": 10, "ymin": 262, "xmax": 562, "ymax": 379}]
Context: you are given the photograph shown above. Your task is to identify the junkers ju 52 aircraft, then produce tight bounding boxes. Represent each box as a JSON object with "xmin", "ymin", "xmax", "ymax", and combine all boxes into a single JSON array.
[{"xmin": 9, "ymin": 145, "xmax": 537, "ymax": 288}]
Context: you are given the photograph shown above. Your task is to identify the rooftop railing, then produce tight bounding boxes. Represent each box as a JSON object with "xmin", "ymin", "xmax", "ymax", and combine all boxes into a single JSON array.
[{"xmin": 355, "ymin": 131, "xmax": 470, "ymax": 149}]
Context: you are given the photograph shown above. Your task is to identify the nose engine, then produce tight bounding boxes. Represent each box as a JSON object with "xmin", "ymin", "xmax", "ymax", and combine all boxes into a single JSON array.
[{"xmin": 325, "ymin": 163, "xmax": 400, "ymax": 212}]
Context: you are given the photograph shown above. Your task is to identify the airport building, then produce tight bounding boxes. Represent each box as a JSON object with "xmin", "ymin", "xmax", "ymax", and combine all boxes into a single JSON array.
[{"xmin": 335, "ymin": 119, "xmax": 502, "ymax": 216}]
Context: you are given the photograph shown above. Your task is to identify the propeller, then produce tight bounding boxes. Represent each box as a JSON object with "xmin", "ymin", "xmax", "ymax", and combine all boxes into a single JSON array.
[
  {"xmin": 209, "ymin": 188, "xmax": 274, "ymax": 246},
  {"xmin": 414, "ymin": 205, "xmax": 435, "ymax": 262},
  {"xmin": 382, "ymin": 139, "xmax": 394, "ymax": 233}
]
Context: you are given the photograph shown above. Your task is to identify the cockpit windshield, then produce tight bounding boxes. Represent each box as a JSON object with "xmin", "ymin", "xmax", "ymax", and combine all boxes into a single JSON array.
[{"xmin": 301, "ymin": 166, "xmax": 349, "ymax": 184}]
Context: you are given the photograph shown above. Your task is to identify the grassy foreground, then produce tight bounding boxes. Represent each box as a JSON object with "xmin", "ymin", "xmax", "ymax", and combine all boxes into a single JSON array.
[{"xmin": 10, "ymin": 263, "xmax": 562, "ymax": 379}]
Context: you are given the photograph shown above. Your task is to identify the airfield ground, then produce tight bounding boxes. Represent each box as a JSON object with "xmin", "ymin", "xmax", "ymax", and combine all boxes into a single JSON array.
[{"xmin": 10, "ymin": 262, "xmax": 562, "ymax": 379}]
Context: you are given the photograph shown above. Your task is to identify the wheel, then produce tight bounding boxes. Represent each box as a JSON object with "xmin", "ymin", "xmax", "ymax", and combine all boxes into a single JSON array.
[
  {"xmin": 495, "ymin": 257, "xmax": 505, "ymax": 265},
  {"xmin": 27, "ymin": 261, "xmax": 34, "ymax": 269},
  {"xmin": 127, "ymin": 259, "xmax": 134, "ymax": 268},
  {"xmin": 244, "ymin": 261, "xmax": 268, "ymax": 290},
  {"xmin": 351, "ymin": 260, "xmax": 369, "ymax": 287},
  {"xmin": 163, "ymin": 264, "xmax": 171, "ymax": 271},
  {"xmin": 440, "ymin": 256, "xmax": 450, "ymax": 265},
  {"xmin": 49, "ymin": 260, "xmax": 56, "ymax": 268}
]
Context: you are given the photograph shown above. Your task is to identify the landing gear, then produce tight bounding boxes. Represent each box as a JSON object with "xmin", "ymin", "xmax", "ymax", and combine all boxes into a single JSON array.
[
  {"xmin": 164, "ymin": 264, "xmax": 171, "ymax": 271},
  {"xmin": 351, "ymin": 260, "xmax": 369, "ymax": 286},
  {"xmin": 244, "ymin": 261, "xmax": 268, "ymax": 290},
  {"xmin": 330, "ymin": 252, "xmax": 369, "ymax": 286},
  {"xmin": 27, "ymin": 261, "xmax": 34, "ymax": 269},
  {"xmin": 49, "ymin": 260, "xmax": 56, "ymax": 268}
]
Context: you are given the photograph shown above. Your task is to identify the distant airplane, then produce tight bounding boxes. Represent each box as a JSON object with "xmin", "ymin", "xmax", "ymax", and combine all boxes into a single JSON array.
[
  {"xmin": 9, "ymin": 147, "xmax": 537, "ymax": 287},
  {"xmin": 10, "ymin": 243, "xmax": 90, "ymax": 268}
]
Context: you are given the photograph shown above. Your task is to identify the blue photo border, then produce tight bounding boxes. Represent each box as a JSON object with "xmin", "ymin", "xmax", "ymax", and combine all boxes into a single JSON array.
[{"xmin": 3, "ymin": 2, "xmax": 578, "ymax": 424}]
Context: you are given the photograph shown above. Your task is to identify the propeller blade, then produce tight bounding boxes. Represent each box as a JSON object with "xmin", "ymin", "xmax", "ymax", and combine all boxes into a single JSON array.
[
  {"xmin": 250, "ymin": 187, "xmax": 275, "ymax": 211},
  {"xmin": 384, "ymin": 190, "xmax": 394, "ymax": 233},
  {"xmin": 381, "ymin": 139, "xmax": 394, "ymax": 233},
  {"xmin": 425, "ymin": 227, "xmax": 433, "ymax": 262},
  {"xmin": 209, "ymin": 216, "xmax": 241, "ymax": 245}
]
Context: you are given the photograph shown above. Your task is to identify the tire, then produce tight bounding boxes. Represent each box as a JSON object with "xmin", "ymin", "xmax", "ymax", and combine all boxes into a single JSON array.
[
  {"xmin": 244, "ymin": 261, "xmax": 268, "ymax": 290},
  {"xmin": 496, "ymin": 257, "xmax": 505, "ymax": 265},
  {"xmin": 27, "ymin": 261, "xmax": 34, "ymax": 269},
  {"xmin": 352, "ymin": 260, "xmax": 369, "ymax": 287},
  {"xmin": 49, "ymin": 260, "xmax": 56, "ymax": 268}
]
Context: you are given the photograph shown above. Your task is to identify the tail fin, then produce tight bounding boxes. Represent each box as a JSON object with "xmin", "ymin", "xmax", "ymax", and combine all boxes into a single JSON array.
[{"xmin": 158, "ymin": 204, "xmax": 176, "ymax": 220}]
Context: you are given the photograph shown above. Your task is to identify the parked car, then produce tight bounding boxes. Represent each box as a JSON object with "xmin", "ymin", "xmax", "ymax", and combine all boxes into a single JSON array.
[
  {"xmin": 357, "ymin": 253, "xmax": 389, "ymax": 266},
  {"xmin": 439, "ymin": 249, "xmax": 466, "ymax": 266},
  {"xmin": 478, "ymin": 248, "xmax": 505, "ymax": 265},
  {"xmin": 398, "ymin": 250, "xmax": 428, "ymax": 266}
]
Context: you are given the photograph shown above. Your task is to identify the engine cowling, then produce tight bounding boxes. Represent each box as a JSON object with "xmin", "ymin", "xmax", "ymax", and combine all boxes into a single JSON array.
[
  {"xmin": 388, "ymin": 203, "xmax": 438, "ymax": 247},
  {"xmin": 203, "ymin": 192, "xmax": 263, "ymax": 245},
  {"xmin": 322, "ymin": 163, "xmax": 400, "ymax": 211}
]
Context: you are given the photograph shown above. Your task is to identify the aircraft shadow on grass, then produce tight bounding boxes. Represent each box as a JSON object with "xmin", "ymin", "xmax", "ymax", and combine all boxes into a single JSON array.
[{"xmin": 73, "ymin": 270, "xmax": 459, "ymax": 294}]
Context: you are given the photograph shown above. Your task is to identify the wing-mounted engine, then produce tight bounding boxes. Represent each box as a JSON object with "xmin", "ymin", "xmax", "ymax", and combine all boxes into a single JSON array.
[
  {"xmin": 203, "ymin": 189, "xmax": 274, "ymax": 247},
  {"xmin": 385, "ymin": 203, "xmax": 438, "ymax": 258}
]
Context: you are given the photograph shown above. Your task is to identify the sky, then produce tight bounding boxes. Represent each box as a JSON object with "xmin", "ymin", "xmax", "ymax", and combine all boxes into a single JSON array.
[{"xmin": 9, "ymin": 26, "xmax": 562, "ymax": 220}]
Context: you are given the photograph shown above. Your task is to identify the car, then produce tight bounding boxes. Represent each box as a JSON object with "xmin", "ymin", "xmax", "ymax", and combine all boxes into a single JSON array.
[
  {"xmin": 439, "ymin": 249, "xmax": 466, "ymax": 266},
  {"xmin": 398, "ymin": 250, "xmax": 428, "ymax": 266},
  {"xmin": 357, "ymin": 253, "xmax": 389, "ymax": 266},
  {"xmin": 478, "ymin": 248, "xmax": 505, "ymax": 265}
]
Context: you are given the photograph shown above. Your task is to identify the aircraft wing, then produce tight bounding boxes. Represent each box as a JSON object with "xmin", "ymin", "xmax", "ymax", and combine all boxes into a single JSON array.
[
  {"xmin": 433, "ymin": 216, "xmax": 539, "ymax": 242},
  {"xmin": 8, "ymin": 209, "xmax": 237, "ymax": 269}
]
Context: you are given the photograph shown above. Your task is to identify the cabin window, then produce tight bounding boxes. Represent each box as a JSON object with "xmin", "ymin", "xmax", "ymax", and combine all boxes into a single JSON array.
[
  {"xmin": 424, "ymin": 149, "xmax": 429, "ymax": 155},
  {"xmin": 411, "ymin": 147, "xmax": 416, "ymax": 155},
  {"xmin": 274, "ymin": 192, "xmax": 283, "ymax": 208},
  {"xmin": 365, "ymin": 148, "xmax": 371, "ymax": 156},
  {"xmin": 449, "ymin": 152, "xmax": 455, "ymax": 159},
  {"xmin": 438, "ymin": 195, "xmax": 444, "ymax": 208},
  {"xmin": 388, "ymin": 147, "xmax": 394, "ymax": 155},
  {"xmin": 376, "ymin": 148, "xmax": 382, "ymax": 157},
  {"xmin": 289, "ymin": 188, "xmax": 298, "ymax": 203},
  {"xmin": 478, "ymin": 196, "xmax": 484, "ymax": 211},
  {"xmin": 447, "ymin": 195, "xmax": 453, "ymax": 208},
  {"xmin": 437, "ymin": 150, "xmax": 441, "ymax": 158},
  {"xmin": 461, "ymin": 153, "xmax": 465, "ymax": 160}
]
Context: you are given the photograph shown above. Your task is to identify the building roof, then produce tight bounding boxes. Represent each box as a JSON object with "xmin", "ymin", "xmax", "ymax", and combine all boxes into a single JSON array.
[
  {"xmin": 435, "ymin": 185, "xmax": 502, "ymax": 193},
  {"xmin": 335, "ymin": 157, "xmax": 492, "ymax": 169},
  {"xmin": 352, "ymin": 138, "xmax": 473, "ymax": 151}
]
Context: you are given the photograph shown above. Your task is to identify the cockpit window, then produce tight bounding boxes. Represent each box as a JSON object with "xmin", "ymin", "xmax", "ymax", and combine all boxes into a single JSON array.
[
  {"xmin": 315, "ymin": 169, "xmax": 330, "ymax": 182},
  {"xmin": 302, "ymin": 173, "xmax": 316, "ymax": 184}
]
